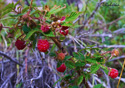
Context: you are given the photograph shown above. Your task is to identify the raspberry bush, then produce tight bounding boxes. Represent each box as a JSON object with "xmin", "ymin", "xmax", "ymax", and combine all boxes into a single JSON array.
[{"xmin": 0, "ymin": 0, "xmax": 125, "ymax": 88}]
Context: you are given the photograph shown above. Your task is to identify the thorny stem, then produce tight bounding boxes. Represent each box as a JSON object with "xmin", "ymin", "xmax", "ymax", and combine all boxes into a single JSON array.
[
  {"xmin": 50, "ymin": 37, "xmax": 63, "ymax": 51},
  {"xmin": 30, "ymin": 0, "xmax": 33, "ymax": 11},
  {"xmin": 117, "ymin": 59, "xmax": 125, "ymax": 88}
]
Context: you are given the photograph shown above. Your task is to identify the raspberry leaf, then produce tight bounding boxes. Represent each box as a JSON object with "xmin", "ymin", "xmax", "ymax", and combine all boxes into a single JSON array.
[
  {"xmin": 22, "ymin": 24, "xmax": 31, "ymax": 34},
  {"xmin": 65, "ymin": 12, "xmax": 82, "ymax": 22},
  {"xmin": 91, "ymin": 64, "xmax": 100, "ymax": 74},
  {"xmin": 93, "ymin": 84, "xmax": 102, "ymax": 88},
  {"xmin": 25, "ymin": 30, "xmax": 38, "ymax": 40},
  {"xmin": 76, "ymin": 75, "xmax": 84, "ymax": 86}
]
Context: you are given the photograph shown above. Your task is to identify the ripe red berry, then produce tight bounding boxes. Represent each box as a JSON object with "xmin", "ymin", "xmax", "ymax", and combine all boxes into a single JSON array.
[
  {"xmin": 37, "ymin": 39, "xmax": 49, "ymax": 52},
  {"xmin": 61, "ymin": 26, "xmax": 69, "ymax": 30},
  {"xmin": 108, "ymin": 68, "xmax": 118, "ymax": 79},
  {"xmin": 57, "ymin": 53, "xmax": 65, "ymax": 61},
  {"xmin": 57, "ymin": 63, "xmax": 66, "ymax": 72},
  {"xmin": 60, "ymin": 16, "xmax": 66, "ymax": 21},
  {"xmin": 41, "ymin": 25, "xmax": 50, "ymax": 33},
  {"xmin": 60, "ymin": 29, "xmax": 69, "ymax": 36},
  {"xmin": 15, "ymin": 39, "xmax": 26, "ymax": 50}
]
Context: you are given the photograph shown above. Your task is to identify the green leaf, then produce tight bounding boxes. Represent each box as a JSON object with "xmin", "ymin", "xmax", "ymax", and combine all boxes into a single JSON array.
[
  {"xmin": 93, "ymin": 84, "xmax": 102, "ymax": 88},
  {"xmin": 73, "ymin": 52, "xmax": 85, "ymax": 60},
  {"xmin": 30, "ymin": 10, "xmax": 41, "ymax": 15},
  {"xmin": 75, "ymin": 62, "xmax": 85, "ymax": 67},
  {"xmin": 50, "ymin": 44, "xmax": 56, "ymax": 52},
  {"xmin": 100, "ymin": 65, "xmax": 109, "ymax": 74},
  {"xmin": 22, "ymin": 24, "xmax": 31, "ymax": 34},
  {"xmin": 32, "ymin": 36, "xmax": 37, "ymax": 49},
  {"xmin": 16, "ymin": 83, "xmax": 23, "ymax": 88},
  {"xmin": 2, "ymin": 3, "xmax": 14, "ymax": 11},
  {"xmin": 9, "ymin": 13, "xmax": 25, "ymax": 17},
  {"xmin": 73, "ymin": 52, "xmax": 80, "ymax": 59},
  {"xmin": 86, "ymin": 59, "xmax": 97, "ymax": 64},
  {"xmin": 39, "ymin": 30, "xmax": 55, "ymax": 37},
  {"xmin": 69, "ymin": 85, "xmax": 79, "ymax": 88},
  {"xmin": 14, "ymin": 1, "xmax": 20, "ymax": 8},
  {"xmin": 65, "ymin": 61, "xmax": 75, "ymax": 69},
  {"xmin": 25, "ymin": 30, "xmax": 38, "ymax": 40},
  {"xmin": 49, "ymin": 52, "xmax": 56, "ymax": 57},
  {"xmin": 91, "ymin": 64, "xmax": 100, "ymax": 74},
  {"xmin": 47, "ymin": 5, "xmax": 66, "ymax": 16},
  {"xmin": 22, "ymin": 6, "xmax": 29, "ymax": 13},
  {"xmin": 61, "ymin": 22, "xmax": 73, "ymax": 26},
  {"xmin": 64, "ymin": 56, "xmax": 72, "ymax": 60},
  {"xmin": 1, "ymin": 8, "xmax": 13, "ymax": 17},
  {"xmin": 77, "ymin": 52, "xmax": 85, "ymax": 60},
  {"xmin": 53, "ymin": 78, "xmax": 63, "ymax": 87},
  {"xmin": 76, "ymin": 75, "xmax": 84, "ymax": 85},
  {"xmin": 43, "ymin": 31, "xmax": 55, "ymax": 37},
  {"xmin": 64, "ymin": 74, "xmax": 72, "ymax": 79},
  {"xmin": 65, "ymin": 12, "xmax": 82, "ymax": 22}
]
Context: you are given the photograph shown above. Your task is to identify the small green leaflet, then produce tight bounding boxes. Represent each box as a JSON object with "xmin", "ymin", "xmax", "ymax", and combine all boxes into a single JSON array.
[
  {"xmin": 39, "ymin": 30, "xmax": 55, "ymax": 37},
  {"xmin": 76, "ymin": 75, "xmax": 84, "ymax": 85},
  {"xmin": 75, "ymin": 62, "xmax": 85, "ymax": 67},
  {"xmin": 91, "ymin": 64, "xmax": 100, "ymax": 74},
  {"xmin": 1, "ymin": 3, "xmax": 14, "ymax": 12},
  {"xmin": 47, "ymin": 5, "xmax": 66, "ymax": 16},
  {"xmin": 65, "ymin": 12, "xmax": 82, "ymax": 22},
  {"xmin": 22, "ymin": 7, "xmax": 29, "ymax": 13},
  {"xmin": 69, "ymin": 86, "xmax": 79, "ymax": 88},
  {"xmin": 93, "ymin": 84, "xmax": 102, "ymax": 88},
  {"xmin": 61, "ymin": 22, "xmax": 73, "ymax": 26},
  {"xmin": 64, "ymin": 56, "xmax": 72, "ymax": 60},
  {"xmin": 24, "ymin": 30, "xmax": 38, "ymax": 40},
  {"xmin": 53, "ymin": 78, "xmax": 62, "ymax": 87},
  {"xmin": 9, "ymin": 13, "xmax": 25, "ymax": 17},
  {"xmin": 49, "ymin": 52, "xmax": 56, "ymax": 57},
  {"xmin": 65, "ymin": 61, "xmax": 75, "ymax": 69},
  {"xmin": 22, "ymin": 24, "xmax": 31, "ymax": 34},
  {"xmin": 1, "ymin": 9, "xmax": 13, "ymax": 17},
  {"xmin": 100, "ymin": 65, "xmax": 109, "ymax": 74},
  {"xmin": 73, "ymin": 52, "xmax": 85, "ymax": 60},
  {"xmin": 86, "ymin": 59, "xmax": 97, "ymax": 64}
]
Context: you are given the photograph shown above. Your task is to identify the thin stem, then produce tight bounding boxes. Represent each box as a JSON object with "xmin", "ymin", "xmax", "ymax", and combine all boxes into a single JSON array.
[{"xmin": 117, "ymin": 59, "xmax": 125, "ymax": 88}]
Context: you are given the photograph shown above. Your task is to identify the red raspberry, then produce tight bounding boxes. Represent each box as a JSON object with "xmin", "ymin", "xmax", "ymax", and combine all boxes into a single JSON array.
[
  {"xmin": 61, "ymin": 26, "xmax": 69, "ymax": 30},
  {"xmin": 60, "ymin": 16, "xmax": 66, "ymax": 21},
  {"xmin": 57, "ymin": 63, "xmax": 66, "ymax": 72},
  {"xmin": 41, "ymin": 25, "xmax": 50, "ymax": 33},
  {"xmin": 60, "ymin": 29, "xmax": 69, "ymax": 36},
  {"xmin": 15, "ymin": 39, "xmax": 26, "ymax": 50},
  {"xmin": 37, "ymin": 39, "xmax": 49, "ymax": 52},
  {"xmin": 57, "ymin": 53, "xmax": 65, "ymax": 61},
  {"xmin": 108, "ymin": 68, "xmax": 118, "ymax": 78}
]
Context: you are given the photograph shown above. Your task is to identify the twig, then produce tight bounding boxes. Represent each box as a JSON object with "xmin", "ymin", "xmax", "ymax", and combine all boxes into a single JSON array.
[
  {"xmin": 79, "ymin": 1, "xmax": 104, "ymax": 30},
  {"xmin": 31, "ymin": 66, "xmax": 45, "ymax": 82},
  {"xmin": 117, "ymin": 59, "xmax": 125, "ymax": 88},
  {"xmin": 0, "ymin": 72, "xmax": 15, "ymax": 88},
  {"xmin": 94, "ymin": 16, "xmax": 125, "ymax": 33},
  {"xmin": 30, "ymin": 0, "xmax": 33, "ymax": 11},
  {"xmin": 0, "ymin": 51, "xmax": 23, "ymax": 67},
  {"xmin": 116, "ymin": 77, "xmax": 125, "ymax": 83},
  {"xmin": 108, "ymin": 55, "xmax": 125, "ymax": 62},
  {"xmin": 45, "ymin": 82, "xmax": 51, "ymax": 88},
  {"xmin": 50, "ymin": 37, "xmax": 63, "ymax": 51},
  {"xmin": 92, "ymin": 45, "xmax": 125, "ymax": 48}
]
